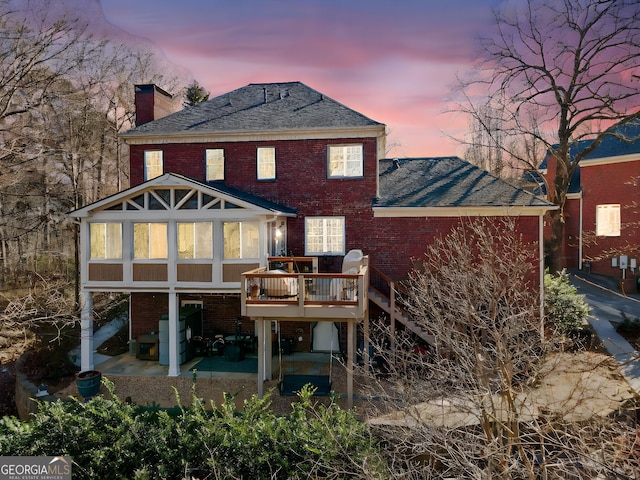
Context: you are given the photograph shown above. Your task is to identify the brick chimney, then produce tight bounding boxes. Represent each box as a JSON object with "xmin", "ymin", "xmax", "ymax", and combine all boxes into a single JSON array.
[{"xmin": 134, "ymin": 84, "xmax": 175, "ymax": 126}]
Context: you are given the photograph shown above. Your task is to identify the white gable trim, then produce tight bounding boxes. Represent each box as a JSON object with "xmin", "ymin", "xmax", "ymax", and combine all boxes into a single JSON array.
[{"xmin": 69, "ymin": 173, "xmax": 295, "ymax": 219}]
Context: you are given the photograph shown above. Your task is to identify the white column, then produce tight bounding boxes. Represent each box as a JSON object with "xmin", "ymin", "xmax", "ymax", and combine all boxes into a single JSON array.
[
  {"xmin": 80, "ymin": 290, "xmax": 94, "ymax": 372},
  {"xmin": 168, "ymin": 291, "xmax": 180, "ymax": 376}
]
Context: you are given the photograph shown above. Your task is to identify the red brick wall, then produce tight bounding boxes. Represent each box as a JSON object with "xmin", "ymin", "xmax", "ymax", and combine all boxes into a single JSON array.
[
  {"xmin": 581, "ymin": 160, "xmax": 640, "ymax": 276},
  {"xmin": 366, "ymin": 216, "xmax": 541, "ymax": 283},
  {"xmin": 130, "ymin": 292, "xmax": 327, "ymax": 352},
  {"xmin": 130, "ymin": 292, "xmax": 168, "ymax": 337},
  {"xmin": 130, "ymin": 137, "xmax": 379, "ymax": 262}
]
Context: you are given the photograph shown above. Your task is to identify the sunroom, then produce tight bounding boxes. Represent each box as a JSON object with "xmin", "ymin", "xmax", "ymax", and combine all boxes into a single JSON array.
[{"xmin": 69, "ymin": 173, "xmax": 297, "ymax": 378}]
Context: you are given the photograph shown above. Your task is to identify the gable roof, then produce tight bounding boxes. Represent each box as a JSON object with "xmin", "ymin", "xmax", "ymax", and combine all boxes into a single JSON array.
[
  {"xmin": 539, "ymin": 120, "xmax": 640, "ymax": 169},
  {"xmin": 582, "ymin": 120, "xmax": 640, "ymax": 160},
  {"xmin": 375, "ymin": 157, "xmax": 555, "ymax": 216},
  {"xmin": 536, "ymin": 121, "xmax": 640, "ymax": 193},
  {"xmin": 121, "ymin": 81, "xmax": 383, "ymax": 139},
  {"xmin": 68, "ymin": 173, "xmax": 297, "ymax": 218}
]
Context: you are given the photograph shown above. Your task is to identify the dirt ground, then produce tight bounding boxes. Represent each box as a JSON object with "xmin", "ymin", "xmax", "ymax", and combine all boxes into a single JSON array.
[{"xmin": 370, "ymin": 350, "xmax": 637, "ymax": 427}]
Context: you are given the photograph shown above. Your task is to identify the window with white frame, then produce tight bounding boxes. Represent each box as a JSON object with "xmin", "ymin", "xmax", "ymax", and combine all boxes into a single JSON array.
[
  {"xmin": 257, "ymin": 147, "xmax": 276, "ymax": 180},
  {"xmin": 596, "ymin": 204, "xmax": 621, "ymax": 236},
  {"xmin": 305, "ymin": 217, "xmax": 345, "ymax": 255},
  {"xmin": 205, "ymin": 148, "xmax": 224, "ymax": 181},
  {"xmin": 144, "ymin": 150, "xmax": 163, "ymax": 180},
  {"xmin": 133, "ymin": 222, "xmax": 168, "ymax": 259},
  {"xmin": 177, "ymin": 222, "xmax": 213, "ymax": 259},
  {"xmin": 89, "ymin": 223, "xmax": 122, "ymax": 259},
  {"xmin": 328, "ymin": 144, "xmax": 363, "ymax": 178},
  {"xmin": 223, "ymin": 221, "xmax": 260, "ymax": 259}
]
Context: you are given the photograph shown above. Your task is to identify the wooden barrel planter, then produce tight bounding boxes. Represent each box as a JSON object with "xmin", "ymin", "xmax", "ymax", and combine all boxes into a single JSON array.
[{"xmin": 76, "ymin": 370, "xmax": 102, "ymax": 399}]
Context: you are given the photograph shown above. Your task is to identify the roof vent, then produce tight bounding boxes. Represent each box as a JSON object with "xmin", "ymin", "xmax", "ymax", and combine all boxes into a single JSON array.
[
  {"xmin": 393, "ymin": 159, "xmax": 400, "ymax": 169},
  {"xmin": 263, "ymin": 87, "xmax": 268, "ymax": 104}
]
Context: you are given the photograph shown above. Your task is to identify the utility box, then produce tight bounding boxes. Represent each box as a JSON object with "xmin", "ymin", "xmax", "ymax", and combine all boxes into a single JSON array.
[{"xmin": 158, "ymin": 307, "xmax": 203, "ymax": 365}]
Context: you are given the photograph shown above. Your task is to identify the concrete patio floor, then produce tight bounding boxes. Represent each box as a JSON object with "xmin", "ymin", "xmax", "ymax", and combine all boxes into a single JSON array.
[{"xmin": 93, "ymin": 351, "xmax": 336, "ymax": 380}]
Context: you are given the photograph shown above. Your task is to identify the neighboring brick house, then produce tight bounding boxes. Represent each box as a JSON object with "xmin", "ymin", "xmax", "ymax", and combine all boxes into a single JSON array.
[
  {"xmin": 69, "ymin": 82, "xmax": 554, "ymax": 400},
  {"xmin": 539, "ymin": 121, "xmax": 640, "ymax": 291}
]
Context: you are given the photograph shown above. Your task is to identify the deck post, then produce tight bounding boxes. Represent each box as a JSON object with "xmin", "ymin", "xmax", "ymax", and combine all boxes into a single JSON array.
[
  {"xmin": 80, "ymin": 290, "xmax": 94, "ymax": 372},
  {"xmin": 347, "ymin": 320, "xmax": 354, "ymax": 408},
  {"xmin": 264, "ymin": 319, "xmax": 272, "ymax": 380},
  {"xmin": 168, "ymin": 291, "xmax": 180, "ymax": 377},
  {"xmin": 389, "ymin": 281, "xmax": 396, "ymax": 351},
  {"xmin": 257, "ymin": 317, "xmax": 264, "ymax": 397},
  {"xmin": 364, "ymin": 311, "xmax": 370, "ymax": 373}
]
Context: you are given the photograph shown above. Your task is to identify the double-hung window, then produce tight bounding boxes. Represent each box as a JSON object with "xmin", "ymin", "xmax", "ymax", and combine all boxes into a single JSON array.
[
  {"xmin": 223, "ymin": 221, "xmax": 260, "ymax": 259},
  {"xmin": 144, "ymin": 150, "xmax": 163, "ymax": 180},
  {"xmin": 257, "ymin": 147, "xmax": 276, "ymax": 180},
  {"xmin": 89, "ymin": 223, "xmax": 122, "ymax": 259},
  {"xmin": 133, "ymin": 222, "xmax": 168, "ymax": 259},
  {"xmin": 596, "ymin": 204, "xmax": 621, "ymax": 237},
  {"xmin": 177, "ymin": 222, "xmax": 213, "ymax": 259},
  {"xmin": 305, "ymin": 217, "xmax": 345, "ymax": 256},
  {"xmin": 328, "ymin": 145, "xmax": 363, "ymax": 178},
  {"xmin": 205, "ymin": 148, "xmax": 224, "ymax": 181}
]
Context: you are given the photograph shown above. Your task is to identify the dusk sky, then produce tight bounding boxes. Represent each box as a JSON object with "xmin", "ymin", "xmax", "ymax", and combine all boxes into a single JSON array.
[{"xmin": 99, "ymin": 0, "xmax": 504, "ymax": 158}]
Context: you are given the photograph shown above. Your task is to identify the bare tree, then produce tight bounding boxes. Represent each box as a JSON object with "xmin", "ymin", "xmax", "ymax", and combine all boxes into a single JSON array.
[
  {"xmin": 0, "ymin": 0, "xmax": 97, "ymax": 283},
  {"xmin": 457, "ymin": 0, "xmax": 640, "ymax": 273},
  {"xmin": 361, "ymin": 218, "xmax": 640, "ymax": 478},
  {"xmin": 0, "ymin": 0, "xmax": 186, "ymax": 287}
]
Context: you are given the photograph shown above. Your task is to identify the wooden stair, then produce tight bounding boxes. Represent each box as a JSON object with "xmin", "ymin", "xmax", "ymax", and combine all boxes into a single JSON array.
[{"xmin": 368, "ymin": 267, "xmax": 435, "ymax": 347}]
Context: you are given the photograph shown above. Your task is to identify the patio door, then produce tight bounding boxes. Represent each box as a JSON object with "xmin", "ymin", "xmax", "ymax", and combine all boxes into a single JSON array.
[{"xmin": 312, "ymin": 321, "xmax": 339, "ymax": 352}]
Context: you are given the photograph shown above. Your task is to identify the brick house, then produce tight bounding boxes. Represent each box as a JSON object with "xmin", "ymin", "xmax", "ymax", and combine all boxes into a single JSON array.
[
  {"xmin": 539, "ymin": 121, "xmax": 640, "ymax": 291},
  {"xmin": 69, "ymin": 82, "xmax": 554, "ymax": 402}
]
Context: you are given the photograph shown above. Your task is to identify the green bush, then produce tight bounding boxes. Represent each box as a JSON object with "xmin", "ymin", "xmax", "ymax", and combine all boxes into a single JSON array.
[
  {"xmin": 544, "ymin": 269, "xmax": 590, "ymax": 336},
  {"xmin": 0, "ymin": 380, "xmax": 388, "ymax": 479}
]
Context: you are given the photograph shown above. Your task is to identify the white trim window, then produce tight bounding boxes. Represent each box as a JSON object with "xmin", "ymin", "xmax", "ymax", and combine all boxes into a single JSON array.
[
  {"xmin": 144, "ymin": 150, "xmax": 163, "ymax": 180},
  {"xmin": 177, "ymin": 222, "xmax": 213, "ymax": 259},
  {"xmin": 596, "ymin": 204, "xmax": 621, "ymax": 237},
  {"xmin": 133, "ymin": 222, "xmax": 168, "ymax": 259},
  {"xmin": 305, "ymin": 217, "xmax": 345, "ymax": 255},
  {"xmin": 223, "ymin": 221, "xmax": 260, "ymax": 259},
  {"xmin": 328, "ymin": 144, "xmax": 363, "ymax": 178},
  {"xmin": 205, "ymin": 148, "xmax": 224, "ymax": 181},
  {"xmin": 257, "ymin": 147, "xmax": 276, "ymax": 180},
  {"xmin": 89, "ymin": 223, "xmax": 122, "ymax": 259}
]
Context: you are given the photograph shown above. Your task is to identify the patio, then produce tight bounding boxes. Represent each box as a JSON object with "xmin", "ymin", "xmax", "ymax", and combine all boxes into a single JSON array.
[{"xmin": 53, "ymin": 351, "xmax": 363, "ymax": 414}]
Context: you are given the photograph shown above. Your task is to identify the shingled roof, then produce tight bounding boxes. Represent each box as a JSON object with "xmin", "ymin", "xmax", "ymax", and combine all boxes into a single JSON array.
[
  {"xmin": 375, "ymin": 157, "xmax": 553, "ymax": 209},
  {"xmin": 122, "ymin": 81, "xmax": 383, "ymax": 138}
]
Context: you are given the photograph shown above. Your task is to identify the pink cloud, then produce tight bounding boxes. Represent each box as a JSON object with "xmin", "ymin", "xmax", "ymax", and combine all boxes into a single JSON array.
[{"xmin": 99, "ymin": 0, "xmax": 499, "ymax": 157}]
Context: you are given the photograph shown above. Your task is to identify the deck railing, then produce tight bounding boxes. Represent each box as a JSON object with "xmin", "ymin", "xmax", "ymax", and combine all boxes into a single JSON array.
[{"xmin": 240, "ymin": 257, "xmax": 369, "ymax": 319}]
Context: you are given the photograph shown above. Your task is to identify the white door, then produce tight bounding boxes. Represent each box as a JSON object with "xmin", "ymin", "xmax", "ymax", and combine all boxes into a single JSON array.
[{"xmin": 312, "ymin": 321, "xmax": 340, "ymax": 352}]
